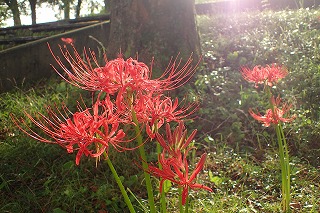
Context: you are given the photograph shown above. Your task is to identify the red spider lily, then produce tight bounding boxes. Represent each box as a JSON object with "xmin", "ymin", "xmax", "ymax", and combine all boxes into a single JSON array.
[
  {"xmin": 241, "ymin": 64, "xmax": 288, "ymax": 87},
  {"xmin": 11, "ymin": 96, "xmax": 132, "ymax": 165},
  {"xmin": 249, "ymin": 96, "xmax": 296, "ymax": 127},
  {"xmin": 155, "ymin": 122, "xmax": 197, "ymax": 159},
  {"xmin": 148, "ymin": 151, "xmax": 212, "ymax": 205},
  {"xmin": 49, "ymin": 44, "xmax": 157, "ymax": 94},
  {"xmin": 133, "ymin": 93, "xmax": 198, "ymax": 138},
  {"xmin": 48, "ymin": 44, "xmax": 198, "ymax": 95}
]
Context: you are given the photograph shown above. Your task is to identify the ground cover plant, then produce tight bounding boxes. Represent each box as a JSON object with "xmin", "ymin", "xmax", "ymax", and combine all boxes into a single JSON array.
[{"xmin": 1, "ymin": 7, "xmax": 320, "ymax": 213}]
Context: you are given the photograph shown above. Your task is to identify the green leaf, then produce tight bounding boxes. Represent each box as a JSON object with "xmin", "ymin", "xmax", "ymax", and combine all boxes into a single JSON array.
[
  {"xmin": 163, "ymin": 179, "xmax": 172, "ymax": 193},
  {"xmin": 209, "ymin": 171, "xmax": 223, "ymax": 186},
  {"xmin": 306, "ymin": 119, "xmax": 312, "ymax": 124},
  {"xmin": 62, "ymin": 161, "xmax": 74, "ymax": 171}
]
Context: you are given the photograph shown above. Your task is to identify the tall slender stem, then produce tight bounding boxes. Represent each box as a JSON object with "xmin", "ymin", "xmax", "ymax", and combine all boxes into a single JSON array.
[
  {"xmin": 184, "ymin": 193, "xmax": 189, "ymax": 213},
  {"xmin": 275, "ymin": 124, "xmax": 291, "ymax": 212},
  {"xmin": 105, "ymin": 156, "xmax": 136, "ymax": 213},
  {"xmin": 279, "ymin": 124, "xmax": 291, "ymax": 212},
  {"xmin": 178, "ymin": 187, "xmax": 184, "ymax": 213},
  {"xmin": 157, "ymin": 142, "xmax": 167, "ymax": 213},
  {"xmin": 131, "ymin": 110, "xmax": 156, "ymax": 213},
  {"xmin": 266, "ymin": 86, "xmax": 291, "ymax": 212}
]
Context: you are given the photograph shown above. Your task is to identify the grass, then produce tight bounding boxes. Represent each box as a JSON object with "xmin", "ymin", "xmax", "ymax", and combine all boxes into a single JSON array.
[
  {"xmin": 1, "ymin": 8, "xmax": 320, "ymax": 213},
  {"xmin": 198, "ymin": 144, "xmax": 319, "ymax": 212}
]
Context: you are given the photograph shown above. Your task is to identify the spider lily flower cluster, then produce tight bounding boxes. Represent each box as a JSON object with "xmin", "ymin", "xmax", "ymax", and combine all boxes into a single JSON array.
[
  {"xmin": 241, "ymin": 64, "xmax": 295, "ymax": 126},
  {"xmin": 13, "ymin": 96, "xmax": 128, "ymax": 165},
  {"xmin": 13, "ymin": 44, "xmax": 197, "ymax": 161},
  {"xmin": 241, "ymin": 64, "xmax": 288, "ymax": 88},
  {"xmin": 48, "ymin": 45, "xmax": 197, "ymax": 94},
  {"xmin": 148, "ymin": 122, "xmax": 213, "ymax": 205},
  {"xmin": 249, "ymin": 96, "xmax": 296, "ymax": 127},
  {"xmin": 12, "ymin": 43, "xmax": 212, "ymax": 210},
  {"xmin": 241, "ymin": 64, "xmax": 295, "ymax": 212}
]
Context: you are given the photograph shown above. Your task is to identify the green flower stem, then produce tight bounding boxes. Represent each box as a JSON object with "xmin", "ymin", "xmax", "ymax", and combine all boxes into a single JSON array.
[
  {"xmin": 157, "ymin": 142, "xmax": 167, "ymax": 213},
  {"xmin": 275, "ymin": 123, "xmax": 291, "ymax": 212},
  {"xmin": 178, "ymin": 187, "xmax": 190, "ymax": 213},
  {"xmin": 266, "ymin": 85, "xmax": 291, "ymax": 212},
  {"xmin": 280, "ymin": 124, "xmax": 291, "ymax": 208},
  {"xmin": 105, "ymin": 156, "xmax": 136, "ymax": 213},
  {"xmin": 131, "ymin": 110, "xmax": 156, "ymax": 213},
  {"xmin": 178, "ymin": 187, "xmax": 184, "ymax": 213},
  {"xmin": 280, "ymin": 126, "xmax": 291, "ymax": 212},
  {"xmin": 184, "ymin": 193, "xmax": 189, "ymax": 213}
]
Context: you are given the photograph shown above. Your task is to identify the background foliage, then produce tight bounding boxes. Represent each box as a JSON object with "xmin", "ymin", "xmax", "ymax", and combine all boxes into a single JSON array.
[{"xmin": 195, "ymin": 8, "xmax": 320, "ymax": 166}]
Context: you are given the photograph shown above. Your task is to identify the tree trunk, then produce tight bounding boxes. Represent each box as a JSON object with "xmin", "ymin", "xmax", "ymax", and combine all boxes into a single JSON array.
[
  {"xmin": 4, "ymin": 0, "xmax": 21, "ymax": 26},
  {"xmin": 63, "ymin": 0, "xmax": 70, "ymax": 19},
  {"xmin": 29, "ymin": 0, "xmax": 37, "ymax": 25},
  {"xmin": 107, "ymin": 0, "xmax": 201, "ymax": 71},
  {"xmin": 75, "ymin": 0, "xmax": 82, "ymax": 18}
]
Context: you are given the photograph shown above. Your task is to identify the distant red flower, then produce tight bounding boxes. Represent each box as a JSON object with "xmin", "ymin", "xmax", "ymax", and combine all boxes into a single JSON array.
[
  {"xmin": 241, "ymin": 64, "xmax": 288, "ymax": 87},
  {"xmin": 249, "ymin": 96, "xmax": 296, "ymax": 127},
  {"xmin": 148, "ymin": 152, "xmax": 212, "ymax": 205},
  {"xmin": 61, "ymin": 37, "xmax": 74, "ymax": 44},
  {"xmin": 11, "ymin": 96, "xmax": 130, "ymax": 165}
]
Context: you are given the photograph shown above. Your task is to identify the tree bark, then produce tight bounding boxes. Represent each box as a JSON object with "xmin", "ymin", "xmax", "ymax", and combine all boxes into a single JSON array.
[
  {"xmin": 4, "ymin": 0, "xmax": 21, "ymax": 26},
  {"xmin": 107, "ymin": 0, "xmax": 201, "ymax": 71}
]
